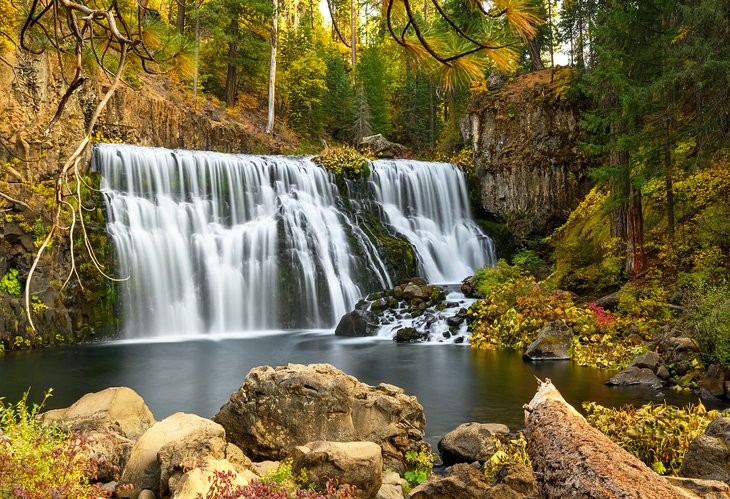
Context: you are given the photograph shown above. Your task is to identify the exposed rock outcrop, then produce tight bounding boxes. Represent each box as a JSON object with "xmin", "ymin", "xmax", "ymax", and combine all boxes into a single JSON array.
[
  {"xmin": 407, "ymin": 463, "xmax": 492, "ymax": 499},
  {"xmin": 359, "ymin": 134, "xmax": 409, "ymax": 158},
  {"xmin": 467, "ymin": 68, "xmax": 594, "ymax": 241},
  {"xmin": 213, "ymin": 363, "xmax": 427, "ymax": 472}
]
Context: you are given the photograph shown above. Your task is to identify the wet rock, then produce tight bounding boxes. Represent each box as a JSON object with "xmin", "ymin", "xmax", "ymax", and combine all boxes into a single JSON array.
[
  {"xmin": 446, "ymin": 316, "xmax": 464, "ymax": 328},
  {"xmin": 403, "ymin": 283, "xmax": 432, "ymax": 301},
  {"xmin": 629, "ymin": 351, "xmax": 662, "ymax": 372},
  {"xmin": 701, "ymin": 365, "xmax": 727, "ymax": 398},
  {"xmin": 407, "ymin": 463, "xmax": 492, "ymax": 498},
  {"xmin": 680, "ymin": 417, "xmax": 730, "ymax": 484},
  {"xmin": 292, "ymin": 441, "xmax": 383, "ymax": 498},
  {"xmin": 395, "ymin": 327, "xmax": 427, "ymax": 343},
  {"xmin": 213, "ymin": 363, "xmax": 426, "ymax": 472},
  {"xmin": 438, "ymin": 422, "xmax": 510, "ymax": 466},
  {"xmin": 335, "ymin": 310, "xmax": 378, "ymax": 337},
  {"xmin": 605, "ymin": 366, "xmax": 664, "ymax": 389},
  {"xmin": 461, "ymin": 276, "xmax": 475, "ymax": 297},
  {"xmin": 523, "ymin": 321, "xmax": 573, "ymax": 361}
]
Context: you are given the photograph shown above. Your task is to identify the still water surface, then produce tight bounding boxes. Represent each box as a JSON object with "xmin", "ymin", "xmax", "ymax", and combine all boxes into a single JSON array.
[{"xmin": 0, "ymin": 331, "xmax": 707, "ymax": 446}]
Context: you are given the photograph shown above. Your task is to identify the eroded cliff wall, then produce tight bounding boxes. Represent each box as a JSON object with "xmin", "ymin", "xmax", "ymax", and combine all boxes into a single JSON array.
[
  {"xmin": 0, "ymin": 51, "xmax": 285, "ymax": 347},
  {"xmin": 467, "ymin": 68, "xmax": 594, "ymax": 242}
]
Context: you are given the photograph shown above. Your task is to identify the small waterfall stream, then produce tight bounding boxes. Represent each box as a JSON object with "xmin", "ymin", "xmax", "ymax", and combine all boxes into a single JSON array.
[{"xmin": 95, "ymin": 144, "xmax": 494, "ymax": 338}]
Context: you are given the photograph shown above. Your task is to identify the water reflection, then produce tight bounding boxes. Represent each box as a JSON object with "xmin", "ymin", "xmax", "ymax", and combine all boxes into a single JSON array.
[{"xmin": 0, "ymin": 332, "xmax": 717, "ymax": 447}]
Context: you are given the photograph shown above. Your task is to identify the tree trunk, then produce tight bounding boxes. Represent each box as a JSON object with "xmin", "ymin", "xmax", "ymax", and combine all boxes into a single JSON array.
[
  {"xmin": 625, "ymin": 183, "xmax": 645, "ymax": 278},
  {"xmin": 176, "ymin": 0, "xmax": 185, "ymax": 34},
  {"xmin": 664, "ymin": 118, "xmax": 675, "ymax": 241},
  {"xmin": 350, "ymin": 0, "xmax": 356, "ymax": 67},
  {"xmin": 192, "ymin": 0, "xmax": 200, "ymax": 108},
  {"xmin": 526, "ymin": 36, "xmax": 545, "ymax": 71},
  {"xmin": 265, "ymin": 0, "xmax": 278, "ymax": 134},
  {"xmin": 225, "ymin": 13, "xmax": 239, "ymax": 108},
  {"xmin": 525, "ymin": 380, "xmax": 694, "ymax": 498}
]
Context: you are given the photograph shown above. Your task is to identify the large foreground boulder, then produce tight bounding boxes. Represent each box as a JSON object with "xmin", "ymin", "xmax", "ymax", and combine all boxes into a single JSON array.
[
  {"xmin": 117, "ymin": 413, "xmax": 230, "ymax": 498},
  {"xmin": 214, "ymin": 363, "xmax": 426, "ymax": 471},
  {"xmin": 437, "ymin": 422, "xmax": 510, "ymax": 466},
  {"xmin": 680, "ymin": 417, "xmax": 730, "ymax": 484},
  {"xmin": 292, "ymin": 441, "xmax": 383, "ymax": 497},
  {"xmin": 524, "ymin": 379, "xmax": 696, "ymax": 498},
  {"xmin": 41, "ymin": 387, "xmax": 155, "ymax": 482}
]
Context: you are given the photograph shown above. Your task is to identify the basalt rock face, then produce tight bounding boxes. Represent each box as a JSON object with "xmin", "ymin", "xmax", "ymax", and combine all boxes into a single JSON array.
[
  {"xmin": 213, "ymin": 363, "xmax": 427, "ymax": 472},
  {"xmin": 0, "ymin": 51, "xmax": 281, "ymax": 347},
  {"xmin": 467, "ymin": 68, "xmax": 594, "ymax": 241}
]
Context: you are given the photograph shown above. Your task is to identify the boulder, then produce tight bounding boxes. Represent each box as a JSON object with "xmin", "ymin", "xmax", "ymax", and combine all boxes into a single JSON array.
[
  {"xmin": 335, "ymin": 310, "xmax": 378, "ymax": 337},
  {"xmin": 377, "ymin": 471, "xmax": 406, "ymax": 499},
  {"xmin": 291, "ymin": 441, "xmax": 383, "ymax": 497},
  {"xmin": 437, "ymin": 422, "xmax": 510, "ymax": 466},
  {"xmin": 40, "ymin": 387, "xmax": 155, "ymax": 482},
  {"xmin": 214, "ymin": 364, "xmax": 427, "ymax": 471},
  {"xmin": 407, "ymin": 463, "xmax": 492, "ymax": 498},
  {"xmin": 168, "ymin": 458, "xmax": 257, "ymax": 499},
  {"xmin": 460, "ymin": 276, "xmax": 476, "ymax": 298},
  {"xmin": 359, "ymin": 134, "xmax": 409, "ymax": 158},
  {"xmin": 629, "ymin": 351, "xmax": 662, "ymax": 372},
  {"xmin": 594, "ymin": 292, "xmax": 619, "ymax": 311},
  {"xmin": 701, "ymin": 365, "xmax": 727, "ymax": 398},
  {"xmin": 394, "ymin": 327, "xmax": 427, "ymax": 343},
  {"xmin": 117, "ymin": 413, "xmax": 228, "ymax": 498},
  {"xmin": 402, "ymin": 282, "xmax": 432, "ymax": 301},
  {"xmin": 680, "ymin": 417, "xmax": 730, "ymax": 484},
  {"xmin": 605, "ymin": 366, "xmax": 664, "ymax": 389},
  {"xmin": 40, "ymin": 387, "xmax": 155, "ymax": 440},
  {"xmin": 523, "ymin": 321, "xmax": 573, "ymax": 360},
  {"xmin": 494, "ymin": 463, "xmax": 539, "ymax": 498}
]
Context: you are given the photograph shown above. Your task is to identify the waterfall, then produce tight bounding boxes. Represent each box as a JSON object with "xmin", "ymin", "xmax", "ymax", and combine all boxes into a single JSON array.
[
  {"xmin": 370, "ymin": 160, "xmax": 494, "ymax": 283},
  {"xmin": 96, "ymin": 144, "xmax": 494, "ymax": 337}
]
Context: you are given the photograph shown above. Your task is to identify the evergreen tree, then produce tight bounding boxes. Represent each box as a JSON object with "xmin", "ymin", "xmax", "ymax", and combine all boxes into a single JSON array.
[
  {"xmin": 356, "ymin": 45, "xmax": 390, "ymax": 135},
  {"xmin": 323, "ymin": 53, "xmax": 356, "ymax": 142}
]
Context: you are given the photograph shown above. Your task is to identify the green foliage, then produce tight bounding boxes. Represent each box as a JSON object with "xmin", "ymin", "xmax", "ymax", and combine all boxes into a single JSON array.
[
  {"xmin": 471, "ymin": 260, "xmax": 525, "ymax": 298},
  {"xmin": 0, "ymin": 389, "xmax": 107, "ymax": 497},
  {"xmin": 584, "ymin": 401, "xmax": 726, "ymax": 475},
  {"xmin": 323, "ymin": 53, "xmax": 355, "ymax": 143},
  {"xmin": 403, "ymin": 448, "xmax": 435, "ymax": 489},
  {"xmin": 260, "ymin": 458, "xmax": 310, "ymax": 494},
  {"xmin": 356, "ymin": 46, "xmax": 391, "ymax": 136},
  {"xmin": 31, "ymin": 295, "xmax": 48, "ymax": 314},
  {"xmin": 314, "ymin": 146, "xmax": 369, "ymax": 177},
  {"xmin": 281, "ymin": 50, "xmax": 328, "ymax": 139},
  {"xmin": 483, "ymin": 433, "xmax": 531, "ymax": 483},
  {"xmin": 548, "ymin": 187, "xmax": 625, "ymax": 294},
  {"xmin": 684, "ymin": 282, "xmax": 730, "ymax": 370},
  {"xmin": 0, "ymin": 268, "xmax": 21, "ymax": 296}
]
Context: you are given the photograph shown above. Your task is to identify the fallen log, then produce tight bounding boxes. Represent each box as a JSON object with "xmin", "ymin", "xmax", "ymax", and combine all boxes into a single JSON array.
[{"xmin": 523, "ymin": 379, "xmax": 700, "ymax": 498}]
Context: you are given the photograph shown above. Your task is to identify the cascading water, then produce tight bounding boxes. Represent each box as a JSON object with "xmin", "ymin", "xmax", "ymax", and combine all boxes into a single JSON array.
[
  {"xmin": 96, "ymin": 144, "xmax": 494, "ymax": 338},
  {"xmin": 370, "ymin": 160, "xmax": 493, "ymax": 283}
]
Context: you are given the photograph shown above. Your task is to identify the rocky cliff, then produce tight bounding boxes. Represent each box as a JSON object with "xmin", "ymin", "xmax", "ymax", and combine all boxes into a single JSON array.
[
  {"xmin": 467, "ymin": 68, "xmax": 594, "ymax": 242},
  {"xmin": 0, "ymin": 51, "xmax": 289, "ymax": 348}
]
